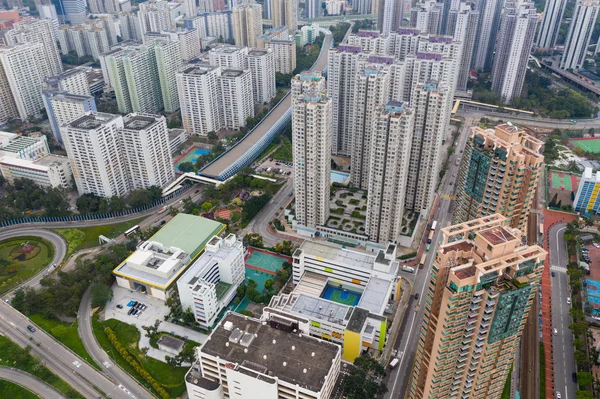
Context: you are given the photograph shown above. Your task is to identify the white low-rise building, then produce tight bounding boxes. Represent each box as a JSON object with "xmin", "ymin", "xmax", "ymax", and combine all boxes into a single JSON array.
[
  {"xmin": 0, "ymin": 155, "xmax": 72, "ymax": 188},
  {"xmin": 0, "ymin": 131, "xmax": 50, "ymax": 161},
  {"xmin": 185, "ymin": 312, "xmax": 341, "ymax": 399},
  {"xmin": 177, "ymin": 234, "xmax": 245, "ymax": 328}
]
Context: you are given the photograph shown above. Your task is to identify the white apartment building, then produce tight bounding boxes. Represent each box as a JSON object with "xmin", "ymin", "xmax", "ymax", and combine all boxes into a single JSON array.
[
  {"xmin": 451, "ymin": 2, "xmax": 479, "ymax": 91},
  {"xmin": 184, "ymin": 11, "xmax": 233, "ymax": 41},
  {"xmin": 0, "ymin": 44, "xmax": 45, "ymax": 120},
  {"xmin": 366, "ymin": 102, "xmax": 414, "ymax": 243},
  {"xmin": 144, "ymin": 28, "xmax": 201, "ymax": 61},
  {"xmin": 292, "ymin": 71, "xmax": 331, "ymax": 229},
  {"xmin": 306, "ymin": 0, "xmax": 320, "ymax": 18},
  {"xmin": 410, "ymin": 0, "xmax": 442, "ymax": 35},
  {"xmin": 300, "ymin": 22, "xmax": 320, "ymax": 45},
  {"xmin": 265, "ymin": 39, "xmax": 296, "ymax": 73},
  {"xmin": 490, "ymin": 0, "xmax": 537, "ymax": 102},
  {"xmin": 45, "ymin": 68, "xmax": 90, "ymax": 96},
  {"xmin": 536, "ymin": 0, "xmax": 568, "ymax": 49},
  {"xmin": 57, "ymin": 23, "xmax": 111, "ymax": 60},
  {"xmin": 405, "ymin": 81, "xmax": 450, "ymax": 214},
  {"xmin": 177, "ymin": 63, "xmax": 222, "ymax": 135},
  {"xmin": 0, "ymin": 155, "xmax": 72, "ymax": 189},
  {"xmin": 61, "ymin": 113, "xmax": 130, "ymax": 197},
  {"xmin": 378, "ymin": 0, "xmax": 403, "ymax": 35},
  {"xmin": 208, "ymin": 45, "xmax": 248, "ymax": 69},
  {"xmin": 0, "ymin": 131, "xmax": 50, "ymax": 161},
  {"xmin": 186, "ymin": 313, "xmax": 340, "ymax": 399},
  {"xmin": 472, "ymin": 0, "xmax": 503, "ymax": 70},
  {"xmin": 119, "ymin": 12, "xmax": 143, "ymax": 41},
  {"xmin": 183, "ymin": 0, "xmax": 196, "ymax": 18},
  {"xmin": 4, "ymin": 19, "xmax": 63, "ymax": 78},
  {"xmin": 350, "ymin": 63, "xmax": 391, "ymax": 189},
  {"xmin": 560, "ymin": 0, "xmax": 600, "ymax": 70},
  {"xmin": 232, "ymin": 3, "xmax": 262, "ymax": 48},
  {"xmin": 324, "ymin": 0, "xmax": 344, "ymax": 15},
  {"xmin": 43, "ymin": 92, "xmax": 97, "ymax": 144},
  {"xmin": 177, "ymin": 234, "xmax": 245, "ymax": 328},
  {"xmin": 219, "ymin": 69, "xmax": 254, "ymax": 130},
  {"xmin": 138, "ymin": 0, "xmax": 179, "ymax": 36},
  {"xmin": 120, "ymin": 113, "xmax": 174, "ymax": 190},
  {"xmin": 246, "ymin": 48, "xmax": 276, "ymax": 104},
  {"xmin": 271, "ymin": 0, "xmax": 297, "ymax": 31},
  {"xmin": 0, "ymin": 60, "xmax": 19, "ymax": 124},
  {"xmin": 153, "ymin": 39, "xmax": 182, "ymax": 113}
]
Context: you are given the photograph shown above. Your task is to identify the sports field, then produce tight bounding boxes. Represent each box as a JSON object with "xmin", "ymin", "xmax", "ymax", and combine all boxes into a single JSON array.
[
  {"xmin": 570, "ymin": 138, "xmax": 600, "ymax": 153},
  {"xmin": 321, "ymin": 285, "xmax": 361, "ymax": 306},
  {"xmin": 245, "ymin": 248, "xmax": 290, "ymax": 273},
  {"xmin": 549, "ymin": 170, "xmax": 580, "ymax": 191}
]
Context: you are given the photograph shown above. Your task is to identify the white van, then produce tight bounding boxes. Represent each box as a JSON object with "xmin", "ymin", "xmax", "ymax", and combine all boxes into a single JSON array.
[
  {"xmin": 402, "ymin": 266, "xmax": 415, "ymax": 273},
  {"xmin": 389, "ymin": 358, "xmax": 400, "ymax": 369}
]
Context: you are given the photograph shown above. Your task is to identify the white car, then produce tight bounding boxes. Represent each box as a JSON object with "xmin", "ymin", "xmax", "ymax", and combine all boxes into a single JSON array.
[
  {"xmin": 554, "ymin": 328, "xmax": 558, "ymax": 335},
  {"xmin": 557, "ymin": 392, "xmax": 561, "ymax": 399},
  {"xmin": 594, "ymin": 243, "xmax": 600, "ymax": 249},
  {"xmin": 567, "ymin": 297, "xmax": 571, "ymax": 305}
]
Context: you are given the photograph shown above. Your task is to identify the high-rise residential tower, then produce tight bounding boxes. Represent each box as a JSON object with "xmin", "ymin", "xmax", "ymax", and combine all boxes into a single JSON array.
[
  {"xmin": 407, "ymin": 214, "xmax": 546, "ymax": 399},
  {"xmin": 306, "ymin": 0, "xmax": 321, "ymax": 19},
  {"xmin": 138, "ymin": 0, "xmax": 177, "ymax": 36},
  {"xmin": 454, "ymin": 123, "xmax": 543, "ymax": 233},
  {"xmin": 378, "ymin": 0, "xmax": 403, "ymax": 35},
  {"xmin": 404, "ymin": 81, "xmax": 450, "ymax": 214},
  {"xmin": 219, "ymin": 68, "xmax": 254, "ymax": 130},
  {"xmin": 292, "ymin": 71, "xmax": 331, "ymax": 229},
  {"xmin": 271, "ymin": 0, "xmax": 297, "ymax": 31},
  {"xmin": 410, "ymin": 0, "xmax": 443, "ymax": 35},
  {"xmin": 536, "ymin": 0, "xmax": 568, "ymax": 49},
  {"xmin": 560, "ymin": 0, "xmax": 600, "ymax": 70},
  {"xmin": 471, "ymin": 0, "xmax": 503, "ymax": 70},
  {"xmin": 246, "ymin": 48, "xmax": 276, "ymax": 104},
  {"xmin": 232, "ymin": 3, "xmax": 262, "ymax": 47},
  {"xmin": 451, "ymin": 1, "xmax": 479, "ymax": 91},
  {"xmin": 365, "ymin": 102, "xmax": 414, "ymax": 243},
  {"xmin": 176, "ymin": 63, "xmax": 222, "ymax": 135},
  {"xmin": 490, "ymin": 0, "xmax": 537, "ymax": 102}
]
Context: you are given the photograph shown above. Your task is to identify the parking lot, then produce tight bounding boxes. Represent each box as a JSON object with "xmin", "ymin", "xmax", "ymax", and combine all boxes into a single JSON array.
[
  {"xmin": 254, "ymin": 158, "xmax": 293, "ymax": 177},
  {"xmin": 105, "ymin": 286, "xmax": 208, "ymax": 345},
  {"xmin": 582, "ymin": 242, "xmax": 600, "ymax": 280}
]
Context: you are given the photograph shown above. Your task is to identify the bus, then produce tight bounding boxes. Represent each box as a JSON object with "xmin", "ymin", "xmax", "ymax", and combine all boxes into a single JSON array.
[
  {"xmin": 431, "ymin": 221, "xmax": 437, "ymax": 231},
  {"xmin": 427, "ymin": 231, "xmax": 434, "ymax": 244},
  {"xmin": 124, "ymin": 225, "xmax": 140, "ymax": 237},
  {"xmin": 419, "ymin": 254, "xmax": 426, "ymax": 268}
]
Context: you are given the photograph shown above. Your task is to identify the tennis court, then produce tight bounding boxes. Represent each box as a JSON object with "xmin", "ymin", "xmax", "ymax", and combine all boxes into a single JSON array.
[
  {"xmin": 570, "ymin": 138, "xmax": 600, "ymax": 154},
  {"xmin": 174, "ymin": 148, "xmax": 211, "ymax": 171},
  {"xmin": 321, "ymin": 285, "xmax": 361, "ymax": 306},
  {"xmin": 549, "ymin": 170, "xmax": 579, "ymax": 191},
  {"xmin": 245, "ymin": 248, "xmax": 291, "ymax": 273}
]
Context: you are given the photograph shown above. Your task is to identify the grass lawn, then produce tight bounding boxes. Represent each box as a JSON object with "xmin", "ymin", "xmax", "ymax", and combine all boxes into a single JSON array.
[
  {"xmin": 93, "ymin": 316, "xmax": 188, "ymax": 398},
  {"xmin": 0, "ymin": 380, "xmax": 40, "ymax": 399},
  {"xmin": 0, "ymin": 336, "xmax": 84, "ymax": 399},
  {"xmin": 55, "ymin": 218, "xmax": 144, "ymax": 257},
  {"xmin": 0, "ymin": 236, "xmax": 54, "ymax": 295},
  {"xmin": 271, "ymin": 138, "xmax": 293, "ymax": 162},
  {"xmin": 29, "ymin": 314, "xmax": 100, "ymax": 370}
]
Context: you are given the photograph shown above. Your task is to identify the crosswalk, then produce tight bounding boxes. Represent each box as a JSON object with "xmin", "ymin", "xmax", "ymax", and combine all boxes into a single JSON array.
[
  {"xmin": 550, "ymin": 265, "xmax": 567, "ymax": 273},
  {"xmin": 440, "ymin": 193, "xmax": 457, "ymax": 200}
]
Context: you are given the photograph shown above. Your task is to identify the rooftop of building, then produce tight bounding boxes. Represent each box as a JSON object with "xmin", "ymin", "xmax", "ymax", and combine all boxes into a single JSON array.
[
  {"xmin": 0, "ymin": 154, "xmax": 69, "ymax": 169},
  {"xmin": 210, "ymin": 45, "xmax": 245, "ymax": 54},
  {"xmin": 346, "ymin": 307, "xmax": 369, "ymax": 333},
  {"xmin": 247, "ymin": 48, "xmax": 269, "ymax": 56},
  {"xmin": 357, "ymin": 277, "xmax": 392, "ymax": 314},
  {"xmin": 180, "ymin": 63, "xmax": 219, "ymax": 75},
  {"xmin": 479, "ymin": 226, "xmax": 516, "ymax": 246},
  {"xmin": 45, "ymin": 68, "xmax": 86, "ymax": 83},
  {"xmin": 289, "ymin": 293, "xmax": 352, "ymax": 326},
  {"xmin": 221, "ymin": 69, "xmax": 245, "ymax": 77},
  {"xmin": 157, "ymin": 334, "xmax": 185, "ymax": 351},
  {"xmin": 201, "ymin": 313, "xmax": 339, "ymax": 393},
  {"xmin": 68, "ymin": 112, "xmax": 120, "ymax": 130},
  {"xmin": 186, "ymin": 365, "xmax": 221, "ymax": 391},
  {"xmin": 0, "ymin": 134, "xmax": 44, "ymax": 153},
  {"xmin": 122, "ymin": 114, "xmax": 160, "ymax": 130},
  {"xmin": 149, "ymin": 213, "xmax": 224, "ymax": 257},
  {"xmin": 47, "ymin": 92, "xmax": 93, "ymax": 103},
  {"xmin": 296, "ymin": 241, "xmax": 377, "ymax": 272}
]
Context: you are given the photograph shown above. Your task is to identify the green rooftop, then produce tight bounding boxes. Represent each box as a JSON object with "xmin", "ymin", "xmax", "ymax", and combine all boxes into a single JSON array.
[{"xmin": 149, "ymin": 213, "xmax": 224, "ymax": 258}]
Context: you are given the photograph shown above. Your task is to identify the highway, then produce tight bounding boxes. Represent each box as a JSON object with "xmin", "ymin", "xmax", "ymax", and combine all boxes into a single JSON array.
[
  {"xmin": 382, "ymin": 117, "xmax": 474, "ymax": 398},
  {"xmin": 0, "ymin": 366, "xmax": 67, "ymax": 399},
  {"xmin": 457, "ymin": 108, "xmax": 600, "ymax": 130},
  {"xmin": 549, "ymin": 223, "xmax": 577, "ymax": 399},
  {"xmin": 0, "ymin": 300, "xmax": 135, "ymax": 399}
]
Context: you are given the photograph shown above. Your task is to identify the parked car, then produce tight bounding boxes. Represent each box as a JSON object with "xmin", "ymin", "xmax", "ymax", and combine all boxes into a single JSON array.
[
  {"xmin": 27, "ymin": 325, "xmax": 36, "ymax": 332},
  {"xmin": 414, "ymin": 293, "xmax": 420, "ymax": 300},
  {"xmin": 552, "ymin": 271, "xmax": 556, "ymax": 277},
  {"xmin": 556, "ymin": 391, "xmax": 561, "ymax": 399},
  {"xmin": 127, "ymin": 308, "xmax": 134, "ymax": 315},
  {"xmin": 132, "ymin": 301, "xmax": 138, "ymax": 307},
  {"xmin": 160, "ymin": 220, "xmax": 166, "ymax": 225},
  {"xmin": 567, "ymin": 297, "xmax": 571, "ymax": 305},
  {"xmin": 554, "ymin": 328, "xmax": 558, "ymax": 335},
  {"xmin": 116, "ymin": 304, "xmax": 123, "ymax": 309},
  {"xmin": 594, "ymin": 243, "xmax": 600, "ymax": 249},
  {"xmin": 582, "ymin": 248, "xmax": 589, "ymax": 252},
  {"xmin": 572, "ymin": 372, "xmax": 577, "ymax": 383}
]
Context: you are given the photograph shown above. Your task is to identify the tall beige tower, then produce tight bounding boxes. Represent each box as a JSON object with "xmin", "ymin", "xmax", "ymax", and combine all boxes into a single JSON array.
[
  {"xmin": 271, "ymin": 0, "xmax": 297, "ymax": 31},
  {"xmin": 233, "ymin": 3, "xmax": 263, "ymax": 47},
  {"xmin": 292, "ymin": 71, "xmax": 331, "ymax": 229},
  {"xmin": 453, "ymin": 123, "xmax": 544, "ymax": 233},
  {"xmin": 407, "ymin": 214, "xmax": 546, "ymax": 399}
]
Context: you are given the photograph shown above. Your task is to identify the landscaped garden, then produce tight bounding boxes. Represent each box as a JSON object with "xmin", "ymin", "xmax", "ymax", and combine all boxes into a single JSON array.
[{"xmin": 0, "ymin": 236, "xmax": 54, "ymax": 295}]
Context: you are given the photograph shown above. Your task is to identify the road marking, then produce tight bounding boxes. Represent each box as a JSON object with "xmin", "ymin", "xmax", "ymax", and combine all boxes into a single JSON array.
[
  {"xmin": 72, "ymin": 360, "xmax": 81, "ymax": 368},
  {"xmin": 388, "ymin": 312, "xmax": 417, "ymax": 398},
  {"xmin": 551, "ymin": 265, "xmax": 567, "ymax": 273},
  {"xmin": 103, "ymin": 361, "xmax": 111, "ymax": 368}
]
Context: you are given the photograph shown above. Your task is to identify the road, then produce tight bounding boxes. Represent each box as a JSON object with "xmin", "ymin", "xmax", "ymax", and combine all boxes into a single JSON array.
[
  {"xmin": 0, "ymin": 366, "xmax": 67, "ymax": 399},
  {"xmin": 78, "ymin": 287, "xmax": 153, "ymax": 399},
  {"xmin": 0, "ymin": 300, "xmax": 135, "ymax": 399},
  {"xmin": 457, "ymin": 108, "xmax": 600, "ymax": 130},
  {"xmin": 549, "ymin": 223, "xmax": 577, "ymax": 399},
  {"xmin": 383, "ymin": 117, "xmax": 474, "ymax": 398}
]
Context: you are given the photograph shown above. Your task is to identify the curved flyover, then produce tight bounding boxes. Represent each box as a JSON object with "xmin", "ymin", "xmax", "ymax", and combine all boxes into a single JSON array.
[
  {"xmin": 0, "ymin": 366, "xmax": 67, "ymax": 399},
  {"xmin": 199, "ymin": 32, "xmax": 334, "ymax": 181}
]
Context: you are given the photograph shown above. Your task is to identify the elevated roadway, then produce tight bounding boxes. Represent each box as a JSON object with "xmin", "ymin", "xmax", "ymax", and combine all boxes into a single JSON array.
[
  {"xmin": 0, "ymin": 366, "xmax": 67, "ymax": 399},
  {"xmin": 199, "ymin": 32, "xmax": 334, "ymax": 181}
]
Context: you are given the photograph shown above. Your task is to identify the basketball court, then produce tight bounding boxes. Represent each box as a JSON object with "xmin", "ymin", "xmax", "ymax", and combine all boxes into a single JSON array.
[
  {"xmin": 547, "ymin": 170, "xmax": 581, "ymax": 208},
  {"xmin": 321, "ymin": 285, "xmax": 361, "ymax": 306},
  {"xmin": 569, "ymin": 138, "xmax": 600, "ymax": 154}
]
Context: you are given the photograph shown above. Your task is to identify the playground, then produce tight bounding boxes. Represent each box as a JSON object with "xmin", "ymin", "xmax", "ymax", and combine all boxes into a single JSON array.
[
  {"xmin": 321, "ymin": 284, "xmax": 362, "ymax": 307},
  {"xmin": 244, "ymin": 247, "xmax": 291, "ymax": 292},
  {"xmin": 569, "ymin": 138, "xmax": 600, "ymax": 154},
  {"xmin": 547, "ymin": 170, "xmax": 581, "ymax": 209},
  {"xmin": 174, "ymin": 147, "xmax": 211, "ymax": 171},
  {"xmin": 0, "ymin": 236, "xmax": 54, "ymax": 294}
]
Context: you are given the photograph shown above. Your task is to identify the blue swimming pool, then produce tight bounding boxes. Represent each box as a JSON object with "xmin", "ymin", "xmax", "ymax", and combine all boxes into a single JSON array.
[{"xmin": 331, "ymin": 171, "xmax": 350, "ymax": 184}]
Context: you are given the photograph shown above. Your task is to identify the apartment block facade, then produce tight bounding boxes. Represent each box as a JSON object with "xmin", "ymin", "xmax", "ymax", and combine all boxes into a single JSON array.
[
  {"xmin": 246, "ymin": 48, "xmax": 276, "ymax": 104},
  {"xmin": 560, "ymin": 0, "xmax": 600, "ymax": 70},
  {"xmin": 453, "ymin": 124, "xmax": 544, "ymax": 233},
  {"xmin": 232, "ymin": 3, "xmax": 262, "ymax": 48},
  {"xmin": 407, "ymin": 214, "xmax": 546, "ymax": 399}
]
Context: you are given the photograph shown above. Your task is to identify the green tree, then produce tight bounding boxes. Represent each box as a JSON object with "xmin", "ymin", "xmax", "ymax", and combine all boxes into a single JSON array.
[
  {"xmin": 570, "ymin": 322, "xmax": 588, "ymax": 336},
  {"xmin": 178, "ymin": 162, "xmax": 195, "ymax": 173},
  {"xmin": 577, "ymin": 371, "xmax": 593, "ymax": 388},
  {"xmin": 50, "ymin": 324, "xmax": 69, "ymax": 339},
  {"xmin": 576, "ymin": 390, "xmax": 593, "ymax": 399},
  {"xmin": 343, "ymin": 355, "xmax": 388, "ymax": 399},
  {"xmin": 207, "ymin": 131, "xmax": 219, "ymax": 141},
  {"xmin": 244, "ymin": 233, "xmax": 264, "ymax": 248},
  {"xmin": 574, "ymin": 350, "xmax": 589, "ymax": 368},
  {"xmin": 447, "ymin": 146, "xmax": 455, "ymax": 155},
  {"xmin": 90, "ymin": 284, "xmax": 113, "ymax": 308},
  {"xmin": 201, "ymin": 202, "xmax": 213, "ymax": 212}
]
